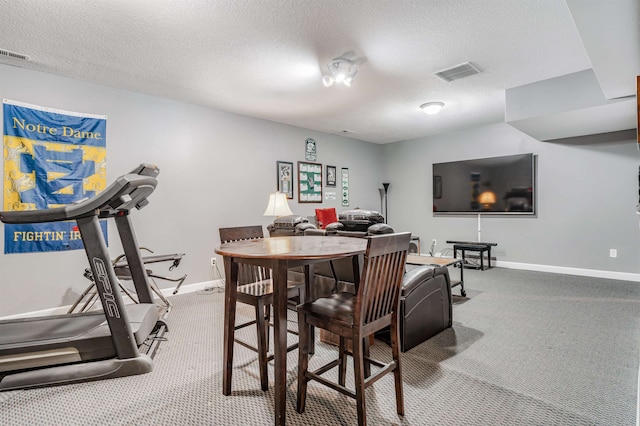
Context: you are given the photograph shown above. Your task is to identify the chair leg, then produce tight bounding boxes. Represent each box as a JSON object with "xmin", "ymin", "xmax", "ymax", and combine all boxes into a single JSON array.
[
  {"xmin": 255, "ymin": 300, "xmax": 269, "ymax": 391},
  {"xmin": 352, "ymin": 334, "xmax": 367, "ymax": 426},
  {"xmin": 390, "ymin": 320, "xmax": 405, "ymax": 416},
  {"xmin": 338, "ymin": 336, "xmax": 347, "ymax": 386},
  {"xmin": 363, "ymin": 336, "xmax": 371, "ymax": 378},
  {"xmin": 296, "ymin": 311, "xmax": 310, "ymax": 414},
  {"xmin": 264, "ymin": 303, "xmax": 271, "ymax": 352}
]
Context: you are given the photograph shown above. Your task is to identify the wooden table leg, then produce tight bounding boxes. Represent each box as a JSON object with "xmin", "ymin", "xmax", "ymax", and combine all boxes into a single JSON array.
[
  {"xmin": 303, "ymin": 264, "xmax": 315, "ymax": 354},
  {"xmin": 272, "ymin": 261, "xmax": 288, "ymax": 425},
  {"xmin": 222, "ymin": 256, "xmax": 238, "ymax": 396}
]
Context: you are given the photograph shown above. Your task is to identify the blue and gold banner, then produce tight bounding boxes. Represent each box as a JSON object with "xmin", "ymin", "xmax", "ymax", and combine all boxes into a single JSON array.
[{"xmin": 3, "ymin": 100, "xmax": 107, "ymax": 253}]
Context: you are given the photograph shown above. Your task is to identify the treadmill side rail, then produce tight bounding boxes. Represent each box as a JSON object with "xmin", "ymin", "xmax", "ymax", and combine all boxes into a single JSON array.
[{"xmin": 0, "ymin": 355, "xmax": 153, "ymax": 391}]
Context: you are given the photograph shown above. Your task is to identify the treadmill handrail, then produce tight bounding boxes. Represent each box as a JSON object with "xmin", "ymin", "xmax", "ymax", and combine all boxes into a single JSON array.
[{"xmin": 0, "ymin": 167, "xmax": 158, "ymax": 225}]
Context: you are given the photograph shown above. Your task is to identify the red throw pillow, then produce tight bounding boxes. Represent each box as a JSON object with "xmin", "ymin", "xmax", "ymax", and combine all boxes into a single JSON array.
[{"xmin": 315, "ymin": 208, "xmax": 338, "ymax": 229}]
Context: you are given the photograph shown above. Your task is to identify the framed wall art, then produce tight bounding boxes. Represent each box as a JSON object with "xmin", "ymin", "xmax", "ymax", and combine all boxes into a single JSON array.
[
  {"xmin": 276, "ymin": 161, "xmax": 294, "ymax": 199},
  {"xmin": 341, "ymin": 167, "xmax": 349, "ymax": 206},
  {"xmin": 298, "ymin": 161, "xmax": 322, "ymax": 203},
  {"xmin": 305, "ymin": 138, "xmax": 317, "ymax": 161},
  {"xmin": 326, "ymin": 165, "xmax": 336, "ymax": 187}
]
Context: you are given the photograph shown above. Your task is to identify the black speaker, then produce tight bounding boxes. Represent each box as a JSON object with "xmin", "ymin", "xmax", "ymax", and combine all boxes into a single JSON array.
[{"xmin": 409, "ymin": 237, "xmax": 420, "ymax": 254}]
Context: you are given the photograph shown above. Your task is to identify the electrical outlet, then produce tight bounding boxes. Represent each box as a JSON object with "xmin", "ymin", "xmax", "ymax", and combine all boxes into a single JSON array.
[
  {"xmin": 210, "ymin": 257, "xmax": 216, "ymax": 266},
  {"xmin": 609, "ymin": 249, "xmax": 617, "ymax": 258},
  {"xmin": 432, "ymin": 239, "xmax": 437, "ymax": 246}
]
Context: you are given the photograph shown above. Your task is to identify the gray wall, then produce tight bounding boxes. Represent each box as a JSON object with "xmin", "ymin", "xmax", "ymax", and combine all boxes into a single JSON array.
[
  {"xmin": 381, "ymin": 124, "xmax": 640, "ymax": 275},
  {"xmin": 2, "ymin": 63, "xmax": 638, "ymax": 317},
  {"xmin": 0, "ymin": 64, "xmax": 383, "ymax": 316}
]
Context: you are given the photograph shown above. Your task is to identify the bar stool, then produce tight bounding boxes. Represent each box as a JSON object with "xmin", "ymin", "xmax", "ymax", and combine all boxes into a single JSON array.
[
  {"xmin": 296, "ymin": 232, "xmax": 411, "ymax": 425},
  {"xmin": 219, "ymin": 225, "xmax": 303, "ymax": 391}
]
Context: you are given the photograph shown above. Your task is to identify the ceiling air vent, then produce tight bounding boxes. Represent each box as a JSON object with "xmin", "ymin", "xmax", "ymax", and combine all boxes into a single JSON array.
[
  {"xmin": 435, "ymin": 62, "xmax": 482, "ymax": 82},
  {"xmin": 0, "ymin": 49, "xmax": 30, "ymax": 61}
]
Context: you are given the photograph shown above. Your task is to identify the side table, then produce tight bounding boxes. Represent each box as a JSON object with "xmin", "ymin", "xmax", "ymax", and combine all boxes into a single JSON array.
[{"xmin": 447, "ymin": 240, "xmax": 497, "ymax": 271}]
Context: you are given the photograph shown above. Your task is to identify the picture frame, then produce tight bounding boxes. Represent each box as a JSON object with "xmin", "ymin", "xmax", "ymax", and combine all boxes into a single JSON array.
[
  {"xmin": 341, "ymin": 167, "xmax": 349, "ymax": 206},
  {"xmin": 298, "ymin": 161, "xmax": 322, "ymax": 203},
  {"xmin": 326, "ymin": 165, "xmax": 336, "ymax": 187},
  {"xmin": 276, "ymin": 161, "xmax": 294, "ymax": 199},
  {"xmin": 305, "ymin": 138, "xmax": 317, "ymax": 161}
]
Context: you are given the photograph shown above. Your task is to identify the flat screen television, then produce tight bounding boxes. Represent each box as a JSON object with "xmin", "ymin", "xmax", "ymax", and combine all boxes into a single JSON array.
[{"xmin": 432, "ymin": 153, "xmax": 535, "ymax": 215}]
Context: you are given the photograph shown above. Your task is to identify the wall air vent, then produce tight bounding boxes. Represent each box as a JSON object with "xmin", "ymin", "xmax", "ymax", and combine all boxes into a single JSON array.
[
  {"xmin": 435, "ymin": 62, "xmax": 482, "ymax": 82},
  {"xmin": 0, "ymin": 49, "xmax": 30, "ymax": 61}
]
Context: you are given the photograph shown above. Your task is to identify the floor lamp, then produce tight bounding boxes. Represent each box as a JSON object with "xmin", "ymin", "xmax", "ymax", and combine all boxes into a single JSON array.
[{"xmin": 382, "ymin": 182, "xmax": 390, "ymax": 223}]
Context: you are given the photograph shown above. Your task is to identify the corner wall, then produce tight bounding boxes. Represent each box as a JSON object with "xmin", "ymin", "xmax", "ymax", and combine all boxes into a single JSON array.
[
  {"xmin": 381, "ymin": 123, "xmax": 640, "ymax": 278},
  {"xmin": 0, "ymin": 64, "xmax": 383, "ymax": 316}
]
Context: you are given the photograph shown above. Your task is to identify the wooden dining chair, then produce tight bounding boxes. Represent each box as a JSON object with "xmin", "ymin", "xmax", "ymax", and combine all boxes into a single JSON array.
[
  {"xmin": 296, "ymin": 232, "xmax": 411, "ymax": 426},
  {"xmin": 218, "ymin": 225, "xmax": 303, "ymax": 391}
]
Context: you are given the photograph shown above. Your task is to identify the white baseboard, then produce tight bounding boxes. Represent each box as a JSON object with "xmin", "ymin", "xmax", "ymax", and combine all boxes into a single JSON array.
[
  {"xmin": 0, "ymin": 279, "xmax": 225, "ymax": 320},
  {"xmin": 495, "ymin": 260, "xmax": 640, "ymax": 282},
  {"xmin": 160, "ymin": 279, "xmax": 224, "ymax": 297}
]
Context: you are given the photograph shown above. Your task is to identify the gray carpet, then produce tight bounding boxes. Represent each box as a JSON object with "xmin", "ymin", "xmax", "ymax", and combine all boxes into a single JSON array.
[{"xmin": 1, "ymin": 268, "xmax": 638, "ymax": 425}]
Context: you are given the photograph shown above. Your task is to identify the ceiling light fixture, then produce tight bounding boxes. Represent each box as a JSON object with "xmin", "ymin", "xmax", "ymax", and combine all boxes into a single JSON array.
[
  {"xmin": 322, "ymin": 57, "xmax": 358, "ymax": 87},
  {"xmin": 420, "ymin": 102, "xmax": 445, "ymax": 115}
]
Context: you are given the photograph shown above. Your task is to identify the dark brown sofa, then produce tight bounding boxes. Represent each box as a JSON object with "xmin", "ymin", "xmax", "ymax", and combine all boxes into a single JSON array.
[
  {"xmin": 268, "ymin": 212, "xmax": 453, "ymax": 351},
  {"xmin": 377, "ymin": 263, "xmax": 452, "ymax": 352}
]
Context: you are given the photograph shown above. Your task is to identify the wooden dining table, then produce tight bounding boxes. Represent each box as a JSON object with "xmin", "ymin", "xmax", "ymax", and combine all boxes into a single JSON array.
[{"xmin": 214, "ymin": 235, "xmax": 367, "ymax": 425}]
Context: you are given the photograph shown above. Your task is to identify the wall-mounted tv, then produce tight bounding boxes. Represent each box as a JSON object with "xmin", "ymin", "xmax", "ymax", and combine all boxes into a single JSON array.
[{"xmin": 433, "ymin": 153, "xmax": 535, "ymax": 215}]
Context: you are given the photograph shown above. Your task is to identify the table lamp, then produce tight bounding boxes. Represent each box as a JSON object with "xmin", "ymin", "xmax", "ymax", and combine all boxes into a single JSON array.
[
  {"xmin": 478, "ymin": 190, "xmax": 497, "ymax": 210},
  {"xmin": 263, "ymin": 191, "xmax": 293, "ymax": 217}
]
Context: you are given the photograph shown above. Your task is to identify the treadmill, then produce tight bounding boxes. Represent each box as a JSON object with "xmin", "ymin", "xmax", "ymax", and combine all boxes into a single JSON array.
[{"xmin": 0, "ymin": 164, "xmax": 167, "ymax": 391}]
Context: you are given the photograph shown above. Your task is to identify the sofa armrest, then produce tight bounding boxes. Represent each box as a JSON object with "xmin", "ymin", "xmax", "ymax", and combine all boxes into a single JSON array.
[
  {"xmin": 402, "ymin": 265, "xmax": 436, "ymax": 295},
  {"xmin": 367, "ymin": 223, "xmax": 394, "ymax": 235},
  {"xmin": 325, "ymin": 222, "xmax": 344, "ymax": 232}
]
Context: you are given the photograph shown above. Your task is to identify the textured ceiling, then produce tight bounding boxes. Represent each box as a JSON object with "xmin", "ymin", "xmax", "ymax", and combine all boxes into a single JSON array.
[{"xmin": 0, "ymin": 1, "xmax": 637, "ymax": 144}]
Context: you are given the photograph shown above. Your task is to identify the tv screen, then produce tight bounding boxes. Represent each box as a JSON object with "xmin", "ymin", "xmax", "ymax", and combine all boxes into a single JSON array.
[{"xmin": 433, "ymin": 153, "xmax": 535, "ymax": 215}]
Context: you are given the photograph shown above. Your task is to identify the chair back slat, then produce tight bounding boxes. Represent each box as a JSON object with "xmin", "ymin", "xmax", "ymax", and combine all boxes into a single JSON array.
[
  {"xmin": 219, "ymin": 226, "xmax": 271, "ymax": 284},
  {"xmin": 357, "ymin": 233, "xmax": 411, "ymax": 326},
  {"xmin": 219, "ymin": 225, "xmax": 263, "ymax": 242}
]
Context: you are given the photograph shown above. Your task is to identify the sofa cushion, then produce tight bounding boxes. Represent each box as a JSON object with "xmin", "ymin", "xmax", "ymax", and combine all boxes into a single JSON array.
[
  {"xmin": 295, "ymin": 222, "xmax": 317, "ymax": 234},
  {"xmin": 315, "ymin": 208, "xmax": 338, "ymax": 229},
  {"xmin": 338, "ymin": 208, "xmax": 385, "ymax": 232},
  {"xmin": 271, "ymin": 215, "xmax": 308, "ymax": 229}
]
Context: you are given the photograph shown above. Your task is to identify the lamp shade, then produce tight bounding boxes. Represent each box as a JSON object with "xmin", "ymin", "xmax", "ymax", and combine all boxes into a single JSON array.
[
  {"xmin": 263, "ymin": 192, "xmax": 293, "ymax": 217},
  {"xmin": 478, "ymin": 190, "xmax": 497, "ymax": 210}
]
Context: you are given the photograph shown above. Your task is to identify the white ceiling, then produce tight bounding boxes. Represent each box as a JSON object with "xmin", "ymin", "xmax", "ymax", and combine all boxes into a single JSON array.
[{"xmin": 0, "ymin": 0, "xmax": 637, "ymax": 144}]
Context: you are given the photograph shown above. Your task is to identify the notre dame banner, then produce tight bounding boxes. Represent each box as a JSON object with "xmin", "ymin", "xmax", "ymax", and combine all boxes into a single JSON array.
[{"xmin": 3, "ymin": 100, "xmax": 107, "ymax": 253}]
